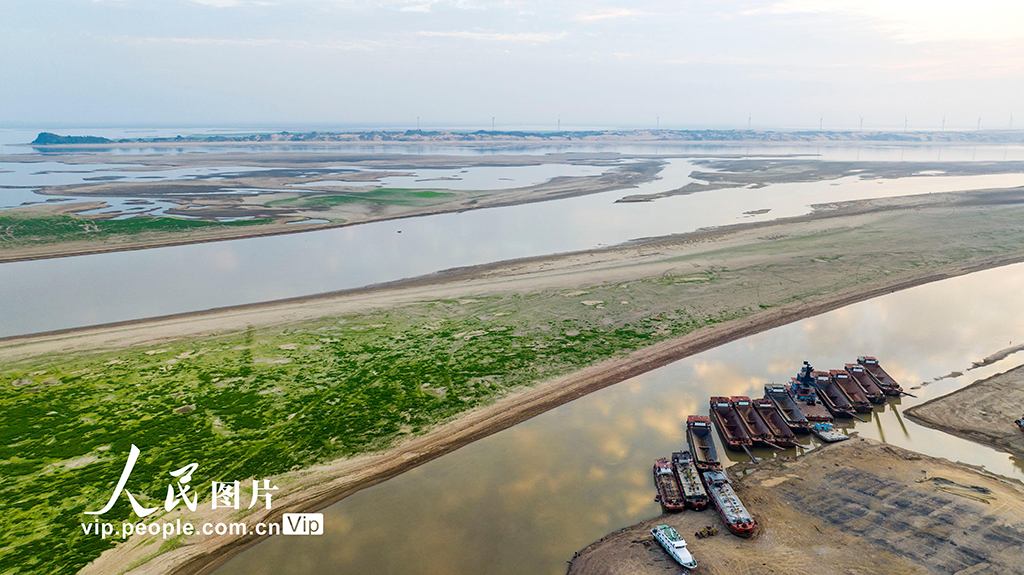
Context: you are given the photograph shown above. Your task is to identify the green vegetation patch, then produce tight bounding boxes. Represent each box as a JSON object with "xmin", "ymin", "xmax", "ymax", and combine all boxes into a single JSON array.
[
  {"xmin": 0, "ymin": 276, "xmax": 745, "ymax": 575},
  {"xmin": 7, "ymin": 201, "xmax": 1024, "ymax": 574},
  {"xmin": 269, "ymin": 188, "xmax": 454, "ymax": 209},
  {"xmin": 0, "ymin": 214, "xmax": 272, "ymax": 247}
]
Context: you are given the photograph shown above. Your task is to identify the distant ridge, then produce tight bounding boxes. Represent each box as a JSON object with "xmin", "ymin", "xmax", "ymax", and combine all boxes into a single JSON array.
[
  {"xmin": 31, "ymin": 132, "xmax": 113, "ymax": 145},
  {"xmin": 28, "ymin": 129, "xmax": 1024, "ymax": 146}
]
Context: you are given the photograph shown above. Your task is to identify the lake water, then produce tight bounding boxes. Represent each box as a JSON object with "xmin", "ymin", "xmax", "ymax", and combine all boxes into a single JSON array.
[
  {"xmin": 3, "ymin": 154, "xmax": 1024, "ymax": 337},
  {"xmin": 215, "ymin": 261, "xmax": 1024, "ymax": 575}
]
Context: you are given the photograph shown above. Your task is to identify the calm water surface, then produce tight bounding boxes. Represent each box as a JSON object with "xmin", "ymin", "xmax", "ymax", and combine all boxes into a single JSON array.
[
  {"xmin": 4, "ymin": 155, "xmax": 1024, "ymax": 337},
  {"xmin": 216, "ymin": 262, "xmax": 1024, "ymax": 575}
]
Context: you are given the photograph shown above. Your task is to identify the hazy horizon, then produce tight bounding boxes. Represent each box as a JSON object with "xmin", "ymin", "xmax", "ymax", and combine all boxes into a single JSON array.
[{"xmin": 3, "ymin": 1, "xmax": 1022, "ymax": 130}]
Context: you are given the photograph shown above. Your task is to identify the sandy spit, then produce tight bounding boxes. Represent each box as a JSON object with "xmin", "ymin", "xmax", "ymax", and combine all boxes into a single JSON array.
[{"xmin": 74, "ymin": 251, "xmax": 1024, "ymax": 575}]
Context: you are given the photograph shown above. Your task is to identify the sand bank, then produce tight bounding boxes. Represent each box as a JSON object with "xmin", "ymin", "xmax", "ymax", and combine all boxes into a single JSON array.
[
  {"xmin": 568, "ymin": 438, "xmax": 1024, "ymax": 575},
  {"xmin": 45, "ymin": 185, "xmax": 1024, "ymax": 574},
  {"xmin": 906, "ymin": 365, "xmax": 1024, "ymax": 461}
]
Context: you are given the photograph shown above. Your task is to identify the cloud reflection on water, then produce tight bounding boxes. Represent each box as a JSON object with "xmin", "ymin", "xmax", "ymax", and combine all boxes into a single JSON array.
[{"xmin": 217, "ymin": 262, "xmax": 1024, "ymax": 575}]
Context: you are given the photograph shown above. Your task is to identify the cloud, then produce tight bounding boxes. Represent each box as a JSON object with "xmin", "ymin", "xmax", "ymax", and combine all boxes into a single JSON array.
[
  {"xmin": 126, "ymin": 36, "xmax": 390, "ymax": 51},
  {"xmin": 418, "ymin": 30, "xmax": 567, "ymax": 42},
  {"xmin": 575, "ymin": 8, "xmax": 650, "ymax": 22},
  {"xmin": 190, "ymin": 0, "xmax": 245, "ymax": 6},
  {"xmin": 760, "ymin": 0, "xmax": 1024, "ymax": 43}
]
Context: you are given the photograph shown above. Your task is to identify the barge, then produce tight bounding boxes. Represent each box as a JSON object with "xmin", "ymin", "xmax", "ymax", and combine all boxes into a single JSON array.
[
  {"xmin": 791, "ymin": 362, "xmax": 835, "ymax": 422},
  {"xmin": 753, "ymin": 397, "xmax": 797, "ymax": 447},
  {"xmin": 763, "ymin": 384, "xmax": 812, "ymax": 433},
  {"xmin": 858, "ymin": 356, "xmax": 904, "ymax": 396},
  {"xmin": 653, "ymin": 458, "xmax": 686, "ymax": 511},
  {"xmin": 672, "ymin": 451, "xmax": 710, "ymax": 511},
  {"xmin": 686, "ymin": 415, "xmax": 722, "ymax": 471},
  {"xmin": 844, "ymin": 363, "xmax": 886, "ymax": 404},
  {"xmin": 650, "ymin": 524, "xmax": 698, "ymax": 570},
  {"xmin": 709, "ymin": 397, "xmax": 753, "ymax": 451},
  {"xmin": 830, "ymin": 369, "xmax": 873, "ymax": 413},
  {"xmin": 811, "ymin": 422, "xmax": 849, "ymax": 443},
  {"xmin": 731, "ymin": 395, "xmax": 780, "ymax": 448},
  {"xmin": 701, "ymin": 469, "xmax": 757, "ymax": 537},
  {"xmin": 810, "ymin": 370, "xmax": 857, "ymax": 418}
]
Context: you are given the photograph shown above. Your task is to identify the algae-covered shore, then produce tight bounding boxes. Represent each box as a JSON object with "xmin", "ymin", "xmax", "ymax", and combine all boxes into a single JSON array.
[{"xmin": 5, "ymin": 184, "xmax": 1024, "ymax": 575}]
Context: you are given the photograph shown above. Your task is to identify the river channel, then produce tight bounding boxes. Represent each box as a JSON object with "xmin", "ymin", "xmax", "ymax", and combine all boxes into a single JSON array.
[
  {"xmin": 4, "ymin": 147, "xmax": 1024, "ymax": 337},
  {"xmin": 215, "ymin": 261, "xmax": 1024, "ymax": 575}
]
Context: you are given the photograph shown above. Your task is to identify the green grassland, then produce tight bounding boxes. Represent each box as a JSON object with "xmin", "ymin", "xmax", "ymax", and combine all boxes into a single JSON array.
[
  {"xmin": 5, "ymin": 201, "xmax": 1024, "ymax": 574},
  {"xmin": 0, "ymin": 214, "xmax": 272, "ymax": 248},
  {"xmin": 0, "ymin": 273, "xmax": 743, "ymax": 575},
  {"xmin": 268, "ymin": 188, "xmax": 454, "ymax": 209}
]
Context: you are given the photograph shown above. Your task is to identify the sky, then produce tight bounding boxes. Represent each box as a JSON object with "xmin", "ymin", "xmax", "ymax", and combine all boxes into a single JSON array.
[{"xmin": 1, "ymin": 0, "xmax": 1022, "ymax": 130}]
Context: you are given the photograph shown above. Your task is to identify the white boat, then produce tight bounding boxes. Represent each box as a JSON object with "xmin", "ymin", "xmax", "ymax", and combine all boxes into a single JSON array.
[
  {"xmin": 811, "ymin": 422, "xmax": 848, "ymax": 443},
  {"xmin": 650, "ymin": 524, "xmax": 697, "ymax": 570}
]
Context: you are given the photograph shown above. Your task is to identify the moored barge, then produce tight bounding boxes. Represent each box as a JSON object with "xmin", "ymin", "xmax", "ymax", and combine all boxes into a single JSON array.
[
  {"xmin": 752, "ymin": 397, "xmax": 797, "ymax": 447},
  {"xmin": 686, "ymin": 415, "xmax": 722, "ymax": 471},
  {"xmin": 653, "ymin": 458, "xmax": 686, "ymax": 511},
  {"xmin": 672, "ymin": 451, "xmax": 710, "ymax": 511},
  {"xmin": 701, "ymin": 469, "xmax": 757, "ymax": 537},
  {"xmin": 858, "ymin": 356, "xmax": 904, "ymax": 396},
  {"xmin": 731, "ymin": 395, "xmax": 780, "ymax": 448},
  {"xmin": 763, "ymin": 384, "xmax": 812, "ymax": 433},
  {"xmin": 829, "ymin": 369, "xmax": 872, "ymax": 413},
  {"xmin": 810, "ymin": 370, "xmax": 857, "ymax": 418},
  {"xmin": 710, "ymin": 397, "xmax": 753, "ymax": 451},
  {"xmin": 791, "ymin": 362, "xmax": 835, "ymax": 422},
  {"xmin": 811, "ymin": 421, "xmax": 849, "ymax": 443},
  {"xmin": 844, "ymin": 363, "xmax": 886, "ymax": 404}
]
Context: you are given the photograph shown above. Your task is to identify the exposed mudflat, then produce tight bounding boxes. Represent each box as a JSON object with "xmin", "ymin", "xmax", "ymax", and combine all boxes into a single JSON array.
[
  {"xmin": 568, "ymin": 438, "xmax": 1024, "ymax": 575},
  {"xmin": 906, "ymin": 364, "xmax": 1024, "ymax": 461}
]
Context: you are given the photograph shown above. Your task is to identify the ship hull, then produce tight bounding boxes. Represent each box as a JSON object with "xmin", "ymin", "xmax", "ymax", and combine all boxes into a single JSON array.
[
  {"xmin": 686, "ymin": 417, "xmax": 722, "ymax": 471},
  {"xmin": 701, "ymin": 470, "xmax": 757, "ymax": 538},
  {"xmin": 858, "ymin": 357, "xmax": 904, "ymax": 396},
  {"xmin": 845, "ymin": 364, "xmax": 886, "ymax": 404},
  {"xmin": 653, "ymin": 459, "xmax": 686, "ymax": 511},
  {"xmin": 672, "ymin": 451, "xmax": 710, "ymax": 512},
  {"xmin": 764, "ymin": 386, "xmax": 812, "ymax": 434},
  {"xmin": 753, "ymin": 399, "xmax": 797, "ymax": 447},
  {"xmin": 710, "ymin": 398, "xmax": 752, "ymax": 451},
  {"xmin": 731, "ymin": 396, "xmax": 777, "ymax": 447}
]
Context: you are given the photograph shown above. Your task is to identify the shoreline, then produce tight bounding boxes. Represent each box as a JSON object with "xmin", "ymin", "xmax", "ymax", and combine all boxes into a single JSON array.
[
  {"xmin": 19, "ymin": 129, "xmax": 1024, "ymax": 150},
  {"xmin": 80, "ymin": 251, "xmax": 1024, "ymax": 575},
  {"xmin": 0, "ymin": 160, "xmax": 662, "ymax": 264},
  {"xmin": 905, "ymin": 364, "xmax": 1024, "ymax": 460},
  {"xmin": 7, "ymin": 184, "xmax": 1023, "ymax": 345},
  {"xmin": 566, "ymin": 438, "xmax": 1024, "ymax": 575}
]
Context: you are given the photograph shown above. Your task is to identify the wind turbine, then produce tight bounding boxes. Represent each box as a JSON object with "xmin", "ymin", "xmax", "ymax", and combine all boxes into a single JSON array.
[
  {"xmin": 492, "ymin": 117, "xmax": 495, "ymax": 131},
  {"xmin": 656, "ymin": 115, "xmax": 660, "ymax": 130},
  {"xmin": 557, "ymin": 116, "xmax": 560, "ymax": 132},
  {"xmin": 819, "ymin": 115, "xmax": 823, "ymax": 131},
  {"xmin": 941, "ymin": 114, "xmax": 945, "ymax": 132},
  {"xmin": 904, "ymin": 116, "xmax": 908, "ymax": 132},
  {"xmin": 977, "ymin": 117, "xmax": 982, "ymax": 131},
  {"xmin": 748, "ymin": 114, "xmax": 752, "ymax": 131},
  {"xmin": 1010, "ymin": 114, "xmax": 1014, "ymax": 130},
  {"xmin": 417, "ymin": 116, "xmax": 420, "ymax": 131},
  {"xmin": 859, "ymin": 116, "xmax": 864, "ymax": 131}
]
